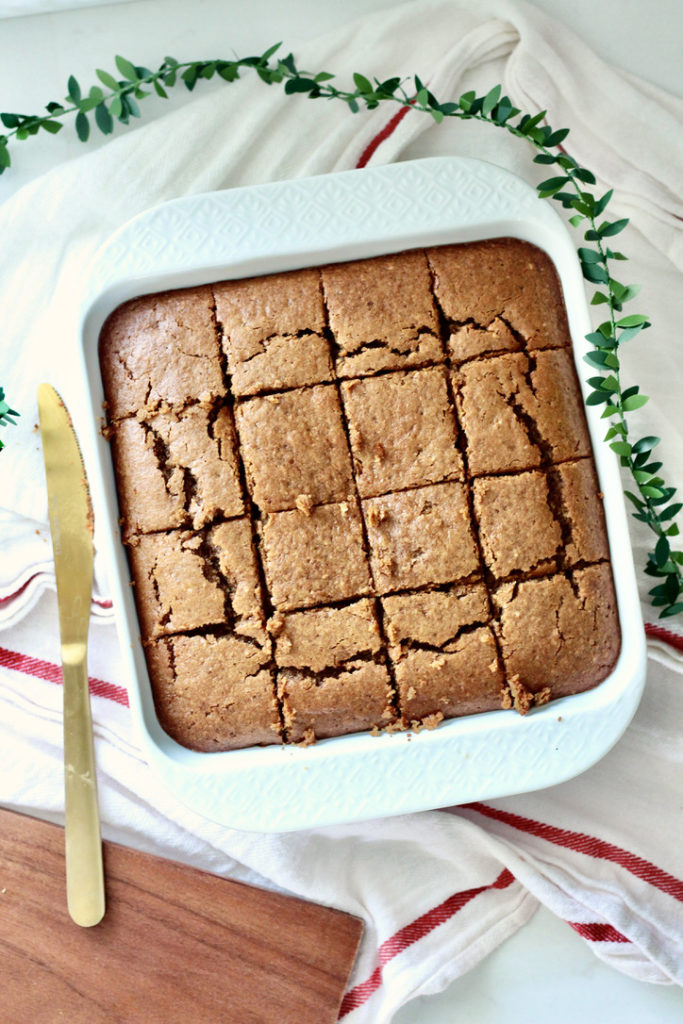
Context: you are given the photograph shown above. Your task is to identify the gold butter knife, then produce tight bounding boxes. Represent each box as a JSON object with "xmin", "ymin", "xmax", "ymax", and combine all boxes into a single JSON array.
[{"xmin": 38, "ymin": 383, "xmax": 105, "ymax": 927}]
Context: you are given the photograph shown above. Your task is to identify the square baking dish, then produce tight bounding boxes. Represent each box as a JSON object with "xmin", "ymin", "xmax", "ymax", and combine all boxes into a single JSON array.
[{"xmin": 78, "ymin": 157, "xmax": 646, "ymax": 832}]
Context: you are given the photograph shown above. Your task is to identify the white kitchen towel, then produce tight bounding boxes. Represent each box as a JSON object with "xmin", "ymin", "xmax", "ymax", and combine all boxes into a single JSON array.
[{"xmin": 0, "ymin": 1, "xmax": 682, "ymax": 1020}]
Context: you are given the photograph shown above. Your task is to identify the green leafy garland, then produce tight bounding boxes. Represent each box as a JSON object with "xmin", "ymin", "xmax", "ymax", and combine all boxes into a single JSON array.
[
  {"xmin": 1, "ymin": 45, "xmax": 681, "ymax": 618},
  {"xmin": 0, "ymin": 388, "xmax": 18, "ymax": 452}
]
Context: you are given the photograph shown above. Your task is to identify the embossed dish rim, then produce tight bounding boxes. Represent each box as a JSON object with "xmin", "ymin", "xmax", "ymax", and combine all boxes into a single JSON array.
[{"xmin": 78, "ymin": 157, "xmax": 646, "ymax": 832}]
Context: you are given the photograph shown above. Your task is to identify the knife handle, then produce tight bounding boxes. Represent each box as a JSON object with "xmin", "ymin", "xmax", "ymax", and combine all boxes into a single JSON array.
[{"xmin": 62, "ymin": 644, "xmax": 105, "ymax": 927}]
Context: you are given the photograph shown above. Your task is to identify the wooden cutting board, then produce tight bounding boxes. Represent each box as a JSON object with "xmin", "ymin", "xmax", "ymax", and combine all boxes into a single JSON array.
[{"xmin": 0, "ymin": 808, "xmax": 363, "ymax": 1023}]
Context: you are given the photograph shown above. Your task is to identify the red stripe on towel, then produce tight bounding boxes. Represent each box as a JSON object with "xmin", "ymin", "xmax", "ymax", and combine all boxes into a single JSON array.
[
  {"xmin": 0, "ymin": 645, "xmax": 129, "ymax": 707},
  {"xmin": 338, "ymin": 868, "xmax": 515, "ymax": 1017},
  {"xmin": 465, "ymin": 804, "xmax": 683, "ymax": 902},
  {"xmin": 569, "ymin": 921, "xmax": 630, "ymax": 943},
  {"xmin": 0, "ymin": 572, "xmax": 112, "ymax": 611},
  {"xmin": 356, "ymin": 104, "xmax": 412, "ymax": 168},
  {"xmin": 645, "ymin": 622, "xmax": 683, "ymax": 653}
]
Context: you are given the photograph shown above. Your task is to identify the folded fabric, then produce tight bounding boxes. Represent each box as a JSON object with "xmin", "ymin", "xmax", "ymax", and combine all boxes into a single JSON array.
[{"xmin": 1, "ymin": 1, "xmax": 682, "ymax": 1020}]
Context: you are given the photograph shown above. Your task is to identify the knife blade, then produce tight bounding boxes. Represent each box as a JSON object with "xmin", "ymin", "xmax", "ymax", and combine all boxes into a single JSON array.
[{"xmin": 37, "ymin": 383, "xmax": 105, "ymax": 928}]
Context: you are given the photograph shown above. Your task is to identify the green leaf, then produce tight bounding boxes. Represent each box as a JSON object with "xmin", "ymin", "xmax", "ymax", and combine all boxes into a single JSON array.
[
  {"xmin": 569, "ymin": 214, "xmax": 584, "ymax": 227},
  {"xmin": 622, "ymin": 393, "xmax": 649, "ymax": 412},
  {"xmin": 182, "ymin": 65, "xmax": 199, "ymax": 90},
  {"xmin": 578, "ymin": 247, "xmax": 600, "ymax": 263},
  {"xmin": 624, "ymin": 490, "xmax": 645, "ymax": 509},
  {"xmin": 110, "ymin": 95, "xmax": 123, "ymax": 118},
  {"xmin": 458, "ymin": 90, "xmax": 475, "ymax": 112},
  {"xmin": 78, "ymin": 95, "xmax": 101, "ymax": 113},
  {"xmin": 537, "ymin": 175, "xmax": 569, "ymax": 192},
  {"xmin": 546, "ymin": 126, "xmax": 570, "ymax": 146},
  {"xmin": 416, "ymin": 87, "xmax": 429, "ymax": 106},
  {"xmin": 279, "ymin": 53, "xmax": 297, "ymax": 74},
  {"xmin": 614, "ymin": 277, "xmax": 638, "ymax": 302},
  {"xmin": 353, "ymin": 72, "xmax": 373, "ymax": 94},
  {"xmin": 260, "ymin": 42, "xmax": 282, "ymax": 62},
  {"xmin": 74, "ymin": 110, "xmax": 89, "ymax": 141},
  {"xmin": 430, "ymin": 108, "xmax": 444, "ymax": 124},
  {"xmin": 610, "ymin": 441, "xmax": 632, "ymax": 457},
  {"xmin": 1, "ymin": 112, "xmax": 21, "ymax": 128},
  {"xmin": 216, "ymin": 64, "xmax": 238, "ymax": 83},
  {"xmin": 347, "ymin": 97, "xmax": 359, "ymax": 113},
  {"xmin": 582, "ymin": 262, "xmax": 609, "ymax": 284},
  {"xmin": 593, "ymin": 189, "xmax": 613, "ymax": 216},
  {"xmin": 618, "ymin": 323, "xmax": 649, "ymax": 343},
  {"xmin": 583, "ymin": 351, "xmax": 610, "ymax": 369},
  {"xmin": 492, "ymin": 100, "xmax": 518, "ymax": 124},
  {"xmin": 660, "ymin": 503, "xmax": 683, "ymax": 521},
  {"xmin": 67, "ymin": 74, "xmax": 82, "ymax": 104},
  {"xmin": 617, "ymin": 313, "xmax": 649, "ymax": 328},
  {"xmin": 153, "ymin": 79, "xmax": 169, "ymax": 99},
  {"xmin": 641, "ymin": 485, "xmax": 664, "ymax": 499},
  {"xmin": 519, "ymin": 109, "xmax": 546, "ymax": 133},
  {"xmin": 572, "ymin": 166, "xmax": 596, "ymax": 184},
  {"xmin": 585, "ymin": 390, "xmax": 610, "ymax": 405},
  {"xmin": 40, "ymin": 119, "xmax": 63, "ymax": 135},
  {"xmin": 284, "ymin": 77, "xmax": 317, "ymax": 94},
  {"xmin": 655, "ymin": 536, "xmax": 671, "ymax": 567},
  {"xmin": 94, "ymin": 102, "xmax": 114, "ymax": 135},
  {"xmin": 632, "ymin": 436, "xmax": 660, "ymax": 454},
  {"xmin": 315, "ymin": 71, "xmax": 336, "ymax": 83},
  {"xmin": 482, "ymin": 84, "xmax": 501, "ymax": 116},
  {"xmin": 123, "ymin": 94, "xmax": 140, "ymax": 118},
  {"xmin": 600, "ymin": 217, "xmax": 629, "ymax": 237},
  {"xmin": 534, "ymin": 152, "xmax": 557, "ymax": 165},
  {"xmin": 115, "ymin": 55, "xmax": 139, "ymax": 82},
  {"xmin": 661, "ymin": 602, "xmax": 683, "ymax": 618}
]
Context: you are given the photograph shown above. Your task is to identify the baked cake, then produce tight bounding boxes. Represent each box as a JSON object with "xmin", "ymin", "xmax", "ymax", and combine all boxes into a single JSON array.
[{"xmin": 99, "ymin": 238, "xmax": 621, "ymax": 751}]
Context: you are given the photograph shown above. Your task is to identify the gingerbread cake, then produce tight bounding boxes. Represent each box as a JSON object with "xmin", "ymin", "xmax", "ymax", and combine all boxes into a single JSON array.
[{"xmin": 99, "ymin": 238, "xmax": 621, "ymax": 752}]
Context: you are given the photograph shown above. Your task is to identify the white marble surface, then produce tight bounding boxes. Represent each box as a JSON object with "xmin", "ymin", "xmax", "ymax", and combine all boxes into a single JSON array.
[{"xmin": 1, "ymin": 1, "xmax": 681, "ymax": 1020}]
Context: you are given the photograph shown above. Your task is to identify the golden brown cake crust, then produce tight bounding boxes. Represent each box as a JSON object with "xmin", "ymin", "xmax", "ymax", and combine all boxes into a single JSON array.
[
  {"xmin": 341, "ymin": 367, "xmax": 463, "ymax": 497},
  {"xmin": 493, "ymin": 565, "xmax": 620, "ymax": 700},
  {"xmin": 99, "ymin": 286, "xmax": 224, "ymax": 420},
  {"xmin": 271, "ymin": 599, "xmax": 382, "ymax": 674},
  {"xmin": 473, "ymin": 471, "xmax": 561, "ymax": 580},
  {"xmin": 213, "ymin": 267, "xmax": 332, "ymax": 395},
  {"xmin": 260, "ymin": 501, "xmax": 372, "ymax": 611},
  {"xmin": 148, "ymin": 635, "xmax": 279, "ymax": 752},
  {"xmin": 428, "ymin": 237, "xmax": 571, "ymax": 353},
  {"xmin": 278, "ymin": 661, "xmax": 395, "ymax": 742},
  {"xmin": 99, "ymin": 237, "xmax": 620, "ymax": 751},
  {"xmin": 364, "ymin": 482, "xmax": 480, "ymax": 593},
  {"xmin": 112, "ymin": 404, "xmax": 244, "ymax": 540},
  {"xmin": 322, "ymin": 250, "xmax": 443, "ymax": 377},
  {"xmin": 236, "ymin": 385, "xmax": 353, "ymax": 512}
]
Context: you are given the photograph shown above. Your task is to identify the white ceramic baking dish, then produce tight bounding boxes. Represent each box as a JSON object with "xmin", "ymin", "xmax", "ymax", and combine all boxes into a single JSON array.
[{"xmin": 77, "ymin": 157, "xmax": 646, "ymax": 833}]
